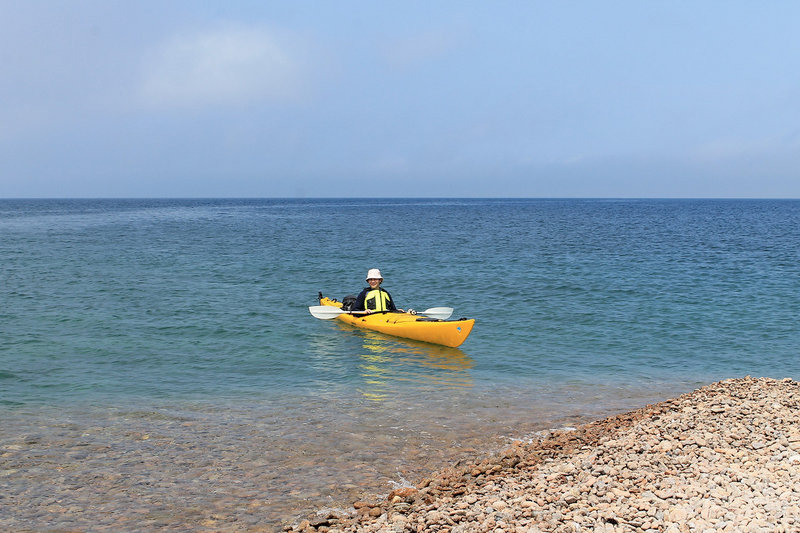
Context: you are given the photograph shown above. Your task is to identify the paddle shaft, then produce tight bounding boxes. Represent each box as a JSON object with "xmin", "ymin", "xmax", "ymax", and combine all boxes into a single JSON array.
[{"xmin": 309, "ymin": 305, "xmax": 453, "ymax": 320}]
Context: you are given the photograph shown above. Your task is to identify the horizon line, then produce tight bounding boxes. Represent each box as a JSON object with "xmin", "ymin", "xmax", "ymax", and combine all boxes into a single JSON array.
[{"xmin": 2, "ymin": 196, "xmax": 799, "ymax": 201}]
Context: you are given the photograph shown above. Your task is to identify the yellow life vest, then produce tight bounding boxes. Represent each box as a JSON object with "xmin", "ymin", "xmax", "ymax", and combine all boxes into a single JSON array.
[{"xmin": 365, "ymin": 289, "xmax": 391, "ymax": 312}]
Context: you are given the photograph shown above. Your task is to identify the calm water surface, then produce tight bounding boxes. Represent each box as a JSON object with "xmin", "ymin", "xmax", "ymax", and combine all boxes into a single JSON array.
[{"xmin": 1, "ymin": 198, "xmax": 799, "ymax": 530}]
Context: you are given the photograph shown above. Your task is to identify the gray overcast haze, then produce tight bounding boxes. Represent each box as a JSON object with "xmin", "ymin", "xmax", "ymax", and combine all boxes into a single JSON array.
[{"xmin": 1, "ymin": 1, "xmax": 799, "ymax": 198}]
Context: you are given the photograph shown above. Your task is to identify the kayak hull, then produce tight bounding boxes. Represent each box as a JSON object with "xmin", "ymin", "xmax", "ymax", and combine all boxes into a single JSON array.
[{"xmin": 319, "ymin": 296, "xmax": 474, "ymax": 348}]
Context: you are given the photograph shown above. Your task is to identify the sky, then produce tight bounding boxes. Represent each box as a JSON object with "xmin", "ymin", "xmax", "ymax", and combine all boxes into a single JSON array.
[{"xmin": 1, "ymin": 1, "xmax": 799, "ymax": 198}]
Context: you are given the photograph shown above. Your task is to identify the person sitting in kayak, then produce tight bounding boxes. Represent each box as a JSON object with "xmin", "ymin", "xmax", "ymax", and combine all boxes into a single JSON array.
[{"xmin": 352, "ymin": 268, "xmax": 401, "ymax": 314}]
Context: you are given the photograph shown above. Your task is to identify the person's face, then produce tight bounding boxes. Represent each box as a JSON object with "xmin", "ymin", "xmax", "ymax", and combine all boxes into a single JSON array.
[{"xmin": 367, "ymin": 278, "xmax": 382, "ymax": 288}]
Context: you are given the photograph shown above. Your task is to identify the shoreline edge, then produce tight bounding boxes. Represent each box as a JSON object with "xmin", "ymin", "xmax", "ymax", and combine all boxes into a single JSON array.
[{"xmin": 287, "ymin": 376, "xmax": 799, "ymax": 532}]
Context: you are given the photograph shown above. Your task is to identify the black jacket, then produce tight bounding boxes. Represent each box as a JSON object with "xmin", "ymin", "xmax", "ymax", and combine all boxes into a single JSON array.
[{"xmin": 352, "ymin": 286, "xmax": 397, "ymax": 312}]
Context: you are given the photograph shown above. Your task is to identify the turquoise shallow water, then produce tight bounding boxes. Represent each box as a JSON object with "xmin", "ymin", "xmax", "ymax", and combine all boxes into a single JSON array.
[{"xmin": 2, "ymin": 198, "xmax": 799, "ymax": 528}]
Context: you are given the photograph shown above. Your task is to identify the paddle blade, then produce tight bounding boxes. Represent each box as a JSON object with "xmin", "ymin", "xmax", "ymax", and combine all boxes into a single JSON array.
[
  {"xmin": 420, "ymin": 307, "xmax": 454, "ymax": 320},
  {"xmin": 308, "ymin": 306, "xmax": 345, "ymax": 320}
]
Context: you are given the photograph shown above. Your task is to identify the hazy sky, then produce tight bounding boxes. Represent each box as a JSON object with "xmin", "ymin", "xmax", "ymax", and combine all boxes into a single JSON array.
[{"xmin": 2, "ymin": 1, "xmax": 799, "ymax": 198}]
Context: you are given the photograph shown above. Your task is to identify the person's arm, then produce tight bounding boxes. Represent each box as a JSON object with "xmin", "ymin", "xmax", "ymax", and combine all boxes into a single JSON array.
[
  {"xmin": 384, "ymin": 289, "xmax": 398, "ymax": 311},
  {"xmin": 352, "ymin": 288, "xmax": 367, "ymax": 311}
]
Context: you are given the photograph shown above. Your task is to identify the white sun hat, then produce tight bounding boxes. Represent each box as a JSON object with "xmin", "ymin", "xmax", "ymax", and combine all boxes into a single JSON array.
[{"xmin": 365, "ymin": 268, "xmax": 383, "ymax": 281}]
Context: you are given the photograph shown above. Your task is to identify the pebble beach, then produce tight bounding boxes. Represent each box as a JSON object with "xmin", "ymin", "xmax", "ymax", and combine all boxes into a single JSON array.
[{"xmin": 289, "ymin": 376, "xmax": 800, "ymax": 533}]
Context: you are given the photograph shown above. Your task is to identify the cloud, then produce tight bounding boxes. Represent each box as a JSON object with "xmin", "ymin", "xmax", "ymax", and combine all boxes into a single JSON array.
[
  {"xmin": 140, "ymin": 25, "xmax": 302, "ymax": 109},
  {"xmin": 692, "ymin": 131, "xmax": 800, "ymax": 164},
  {"xmin": 380, "ymin": 24, "xmax": 468, "ymax": 71}
]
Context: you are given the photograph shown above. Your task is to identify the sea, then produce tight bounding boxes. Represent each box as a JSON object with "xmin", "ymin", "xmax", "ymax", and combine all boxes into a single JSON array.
[{"xmin": 2, "ymin": 198, "xmax": 799, "ymax": 531}]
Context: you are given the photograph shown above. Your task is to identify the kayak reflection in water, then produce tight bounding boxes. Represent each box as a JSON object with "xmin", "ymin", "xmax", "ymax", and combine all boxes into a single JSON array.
[
  {"xmin": 351, "ymin": 268, "xmax": 407, "ymax": 314},
  {"xmin": 355, "ymin": 332, "xmax": 474, "ymax": 402}
]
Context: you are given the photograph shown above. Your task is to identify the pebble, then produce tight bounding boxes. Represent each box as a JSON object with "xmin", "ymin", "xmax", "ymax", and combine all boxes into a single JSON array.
[{"xmin": 289, "ymin": 377, "xmax": 800, "ymax": 532}]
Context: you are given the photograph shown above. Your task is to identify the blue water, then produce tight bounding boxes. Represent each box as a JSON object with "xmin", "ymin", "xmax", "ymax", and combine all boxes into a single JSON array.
[
  {"xmin": 2, "ymin": 198, "xmax": 799, "ymax": 528},
  {"xmin": 3, "ymin": 198, "xmax": 798, "ymax": 405}
]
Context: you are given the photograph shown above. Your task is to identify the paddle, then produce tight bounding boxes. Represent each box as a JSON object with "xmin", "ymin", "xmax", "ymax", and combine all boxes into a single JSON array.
[{"xmin": 309, "ymin": 306, "xmax": 454, "ymax": 320}]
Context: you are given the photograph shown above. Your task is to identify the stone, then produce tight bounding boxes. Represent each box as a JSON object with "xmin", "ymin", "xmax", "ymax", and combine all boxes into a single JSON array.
[{"xmin": 387, "ymin": 487, "xmax": 418, "ymax": 503}]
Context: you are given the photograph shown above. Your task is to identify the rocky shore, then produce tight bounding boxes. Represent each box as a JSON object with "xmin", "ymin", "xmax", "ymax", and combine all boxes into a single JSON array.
[{"xmin": 287, "ymin": 376, "xmax": 800, "ymax": 532}]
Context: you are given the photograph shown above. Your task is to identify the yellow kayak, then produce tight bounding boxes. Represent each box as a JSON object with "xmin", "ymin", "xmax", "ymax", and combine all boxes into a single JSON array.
[{"xmin": 317, "ymin": 295, "xmax": 474, "ymax": 348}]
